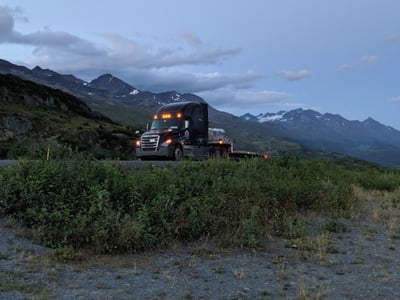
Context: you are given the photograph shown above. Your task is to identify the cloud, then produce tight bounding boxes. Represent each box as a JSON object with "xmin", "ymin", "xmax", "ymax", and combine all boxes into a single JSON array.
[
  {"xmin": 0, "ymin": 6, "xmax": 16, "ymax": 39},
  {"xmin": 197, "ymin": 88, "xmax": 291, "ymax": 114},
  {"xmin": 276, "ymin": 69, "xmax": 312, "ymax": 81},
  {"xmin": 0, "ymin": 6, "xmax": 105, "ymax": 57},
  {"xmin": 386, "ymin": 34, "xmax": 400, "ymax": 44},
  {"xmin": 339, "ymin": 54, "xmax": 380, "ymax": 70},
  {"xmin": 361, "ymin": 55, "xmax": 379, "ymax": 63},
  {"xmin": 118, "ymin": 69, "xmax": 263, "ymax": 93},
  {"xmin": 389, "ymin": 96, "xmax": 400, "ymax": 103},
  {"xmin": 181, "ymin": 32, "xmax": 202, "ymax": 48},
  {"xmin": 96, "ymin": 33, "xmax": 240, "ymax": 69},
  {"xmin": 0, "ymin": 5, "xmax": 256, "ymax": 95},
  {"xmin": 0, "ymin": 5, "xmax": 239, "ymax": 69},
  {"xmin": 1, "ymin": 6, "xmax": 244, "ymax": 85}
]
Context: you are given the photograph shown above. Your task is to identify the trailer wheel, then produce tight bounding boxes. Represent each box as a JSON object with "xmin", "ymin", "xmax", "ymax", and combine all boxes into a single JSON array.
[{"xmin": 173, "ymin": 145, "xmax": 183, "ymax": 161}]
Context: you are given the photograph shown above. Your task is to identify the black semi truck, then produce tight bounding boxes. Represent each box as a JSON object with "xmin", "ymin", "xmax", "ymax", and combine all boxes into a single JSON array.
[
  {"xmin": 135, "ymin": 101, "xmax": 233, "ymax": 160},
  {"xmin": 135, "ymin": 101, "xmax": 268, "ymax": 161}
]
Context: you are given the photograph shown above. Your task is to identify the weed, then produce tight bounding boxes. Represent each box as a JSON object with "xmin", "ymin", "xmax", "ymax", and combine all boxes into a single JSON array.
[
  {"xmin": 0, "ymin": 270, "xmax": 53, "ymax": 298},
  {"xmin": 50, "ymin": 246, "xmax": 83, "ymax": 263},
  {"xmin": 276, "ymin": 261, "xmax": 288, "ymax": 280},
  {"xmin": 297, "ymin": 278, "xmax": 329, "ymax": 300},
  {"xmin": 259, "ymin": 289, "xmax": 273, "ymax": 299},
  {"xmin": 390, "ymin": 233, "xmax": 400, "ymax": 240},
  {"xmin": 297, "ymin": 277, "xmax": 308, "ymax": 300},
  {"xmin": 183, "ymin": 291, "xmax": 193, "ymax": 300},
  {"xmin": 214, "ymin": 265, "xmax": 225, "ymax": 274},
  {"xmin": 322, "ymin": 220, "xmax": 348, "ymax": 233},
  {"xmin": 284, "ymin": 233, "xmax": 331, "ymax": 264}
]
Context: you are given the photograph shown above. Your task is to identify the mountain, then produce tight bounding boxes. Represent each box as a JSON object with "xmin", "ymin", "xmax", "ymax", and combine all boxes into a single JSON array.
[
  {"xmin": 2, "ymin": 58, "xmax": 400, "ymax": 166},
  {"xmin": 0, "ymin": 59, "xmax": 209, "ymax": 126},
  {"xmin": 0, "ymin": 59, "xmax": 289, "ymax": 154},
  {"xmin": 0, "ymin": 73, "xmax": 138, "ymax": 159},
  {"xmin": 241, "ymin": 109, "xmax": 400, "ymax": 166}
]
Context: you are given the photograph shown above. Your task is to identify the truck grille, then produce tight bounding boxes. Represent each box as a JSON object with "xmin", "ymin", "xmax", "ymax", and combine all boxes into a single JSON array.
[{"xmin": 141, "ymin": 135, "xmax": 159, "ymax": 151}]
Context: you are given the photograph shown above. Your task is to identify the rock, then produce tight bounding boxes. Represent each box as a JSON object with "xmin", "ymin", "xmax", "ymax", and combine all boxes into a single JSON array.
[{"xmin": 0, "ymin": 115, "xmax": 33, "ymax": 140}]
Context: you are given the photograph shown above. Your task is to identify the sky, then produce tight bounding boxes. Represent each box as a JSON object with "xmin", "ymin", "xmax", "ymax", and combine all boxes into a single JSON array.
[{"xmin": 1, "ymin": 1, "xmax": 400, "ymax": 130}]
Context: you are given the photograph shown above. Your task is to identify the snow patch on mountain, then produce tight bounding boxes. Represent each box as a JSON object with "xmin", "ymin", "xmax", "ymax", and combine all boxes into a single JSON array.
[
  {"xmin": 129, "ymin": 89, "xmax": 139, "ymax": 96},
  {"xmin": 258, "ymin": 112, "xmax": 285, "ymax": 123}
]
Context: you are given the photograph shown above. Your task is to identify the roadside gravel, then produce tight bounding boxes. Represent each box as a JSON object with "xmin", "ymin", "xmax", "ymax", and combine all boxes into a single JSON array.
[{"xmin": 1, "ymin": 197, "xmax": 400, "ymax": 299}]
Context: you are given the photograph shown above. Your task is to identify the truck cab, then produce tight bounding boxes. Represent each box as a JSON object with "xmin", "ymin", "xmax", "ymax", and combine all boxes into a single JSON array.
[{"xmin": 136, "ymin": 101, "xmax": 214, "ymax": 160}]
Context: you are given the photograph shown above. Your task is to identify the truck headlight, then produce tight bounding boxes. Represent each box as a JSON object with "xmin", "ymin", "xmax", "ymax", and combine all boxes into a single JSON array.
[{"xmin": 161, "ymin": 138, "xmax": 173, "ymax": 146}]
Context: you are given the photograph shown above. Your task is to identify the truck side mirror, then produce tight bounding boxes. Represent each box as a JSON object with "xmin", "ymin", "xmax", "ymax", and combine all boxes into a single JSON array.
[
  {"xmin": 184, "ymin": 120, "xmax": 190, "ymax": 129},
  {"xmin": 146, "ymin": 122, "xmax": 150, "ymax": 131}
]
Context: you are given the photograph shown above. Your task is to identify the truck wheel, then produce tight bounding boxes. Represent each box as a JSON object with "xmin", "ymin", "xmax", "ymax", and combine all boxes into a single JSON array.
[
  {"xmin": 173, "ymin": 146, "xmax": 183, "ymax": 161},
  {"xmin": 221, "ymin": 149, "xmax": 227, "ymax": 158},
  {"xmin": 215, "ymin": 148, "xmax": 227, "ymax": 159}
]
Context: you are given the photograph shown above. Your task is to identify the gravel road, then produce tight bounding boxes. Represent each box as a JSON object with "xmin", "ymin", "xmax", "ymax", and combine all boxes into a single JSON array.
[
  {"xmin": 0, "ymin": 160, "xmax": 17, "ymax": 168},
  {"xmin": 1, "ymin": 198, "xmax": 400, "ymax": 299}
]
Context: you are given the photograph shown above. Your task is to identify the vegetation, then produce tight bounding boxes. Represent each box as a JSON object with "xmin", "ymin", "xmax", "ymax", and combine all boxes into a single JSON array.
[
  {"xmin": 0, "ymin": 157, "xmax": 399, "ymax": 254},
  {"xmin": 0, "ymin": 73, "xmax": 139, "ymax": 160}
]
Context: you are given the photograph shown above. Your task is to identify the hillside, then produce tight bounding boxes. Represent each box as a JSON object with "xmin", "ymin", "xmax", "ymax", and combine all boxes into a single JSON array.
[{"xmin": 0, "ymin": 74, "xmax": 138, "ymax": 159}]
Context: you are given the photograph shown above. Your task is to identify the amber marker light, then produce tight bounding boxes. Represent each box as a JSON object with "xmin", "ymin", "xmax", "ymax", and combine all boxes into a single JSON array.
[{"xmin": 162, "ymin": 113, "xmax": 172, "ymax": 119}]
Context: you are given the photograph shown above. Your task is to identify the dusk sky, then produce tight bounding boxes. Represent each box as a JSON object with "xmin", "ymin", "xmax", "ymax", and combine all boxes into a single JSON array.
[{"xmin": 1, "ymin": 1, "xmax": 400, "ymax": 129}]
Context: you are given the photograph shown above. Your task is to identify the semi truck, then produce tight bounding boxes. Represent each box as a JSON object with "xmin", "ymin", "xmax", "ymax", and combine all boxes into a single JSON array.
[
  {"xmin": 135, "ymin": 101, "xmax": 267, "ymax": 160},
  {"xmin": 135, "ymin": 101, "xmax": 232, "ymax": 160}
]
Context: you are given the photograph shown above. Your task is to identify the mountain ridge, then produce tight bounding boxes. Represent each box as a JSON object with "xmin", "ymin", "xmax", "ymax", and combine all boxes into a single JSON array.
[
  {"xmin": 1, "ymin": 58, "xmax": 400, "ymax": 166},
  {"xmin": 241, "ymin": 109, "xmax": 400, "ymax": 166},
  {"xmin": 243, "ymin": 109, "xmax": 397, "ymax": 131}
]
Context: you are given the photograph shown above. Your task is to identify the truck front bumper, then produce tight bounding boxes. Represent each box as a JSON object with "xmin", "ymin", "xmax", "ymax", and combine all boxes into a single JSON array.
[{"xmin": 136, "ymin": 146, "xmax": 174, "ymax": 160}]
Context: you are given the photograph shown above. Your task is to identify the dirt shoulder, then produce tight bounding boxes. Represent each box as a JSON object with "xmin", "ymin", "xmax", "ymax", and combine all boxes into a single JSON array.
[{"xmin": 1, "ymin": 193, "xmax": 400, "ymax": 299}]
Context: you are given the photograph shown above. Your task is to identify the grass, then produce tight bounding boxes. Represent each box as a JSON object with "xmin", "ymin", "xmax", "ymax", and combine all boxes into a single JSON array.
[
  {"xmin": 0, "ymin": 253, "xmax": 54, "ymax": 299},
  {"xmin": 0, "ymin": 273, "xmax": 52, "ymax": 298}
]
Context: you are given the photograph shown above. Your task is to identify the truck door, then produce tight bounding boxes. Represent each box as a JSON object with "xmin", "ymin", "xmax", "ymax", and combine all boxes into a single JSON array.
[{"xmin": 191, "ymin": 105, "xmax": 207, "ymax": 145}]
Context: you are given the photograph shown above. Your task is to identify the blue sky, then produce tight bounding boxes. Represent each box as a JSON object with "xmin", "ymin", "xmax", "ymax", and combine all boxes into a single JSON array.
[{"xmin": 1, "ymin": 0, "xmax": 400, "ymax": 129}]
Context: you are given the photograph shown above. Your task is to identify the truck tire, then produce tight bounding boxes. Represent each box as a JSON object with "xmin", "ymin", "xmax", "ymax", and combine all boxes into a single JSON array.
[
  {"xmin": 173, "ymin": 146, "xmax": 183, "ymax": 161},
  {"xmin": 221, "ymin": 148, "xmax": 228, "ymax": 158},
  {"xmin": 215, "ymin": 148, "xmax": 227, "ymax": 159}
]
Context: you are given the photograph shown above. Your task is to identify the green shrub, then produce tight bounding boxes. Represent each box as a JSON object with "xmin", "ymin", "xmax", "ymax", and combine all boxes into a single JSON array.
[
  {"xmin": 356, "ymin": 168, "xmax": 400, "ymax": 192},
  {"xmin": 0, "ymin": 157, "xmax": 389, "ymax": 253}
]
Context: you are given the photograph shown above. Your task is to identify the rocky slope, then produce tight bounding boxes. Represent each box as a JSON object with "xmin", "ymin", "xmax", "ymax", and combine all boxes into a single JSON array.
[{"xmin": 0, "ymin": 74, "xmax": 137, "ymax": 159}]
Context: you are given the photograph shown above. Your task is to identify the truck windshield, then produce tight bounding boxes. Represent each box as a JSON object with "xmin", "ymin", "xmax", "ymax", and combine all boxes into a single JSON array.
[{"xmin": 151, "ymin": 119, "xmax": 182, "ymax": 130}]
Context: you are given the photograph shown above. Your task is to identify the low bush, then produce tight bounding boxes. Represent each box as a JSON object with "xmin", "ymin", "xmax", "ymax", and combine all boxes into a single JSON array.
[{"xmin": 0, "ymin": 157, "xmax": 395, "ymax": 253}]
